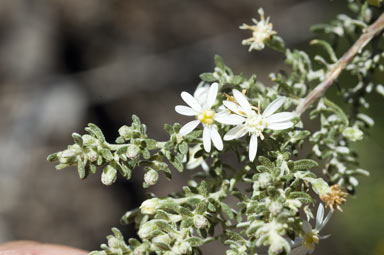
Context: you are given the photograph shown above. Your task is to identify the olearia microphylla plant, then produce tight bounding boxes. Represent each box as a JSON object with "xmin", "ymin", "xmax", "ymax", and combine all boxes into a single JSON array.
[{"xmin": 48, "ymin": 1, "xmax": 384, "ymax": 255}]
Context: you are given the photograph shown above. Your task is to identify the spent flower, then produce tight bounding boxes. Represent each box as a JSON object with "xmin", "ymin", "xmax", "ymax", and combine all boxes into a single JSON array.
[{"xmin": 240, "ymin": 8, "xmax": 276, "ymax": 51}]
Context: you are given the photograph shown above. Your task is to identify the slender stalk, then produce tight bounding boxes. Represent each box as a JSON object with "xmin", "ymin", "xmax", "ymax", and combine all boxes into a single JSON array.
[{"xmin": 295, "ymin": 12, "xmax": 384, "ymax": 115}]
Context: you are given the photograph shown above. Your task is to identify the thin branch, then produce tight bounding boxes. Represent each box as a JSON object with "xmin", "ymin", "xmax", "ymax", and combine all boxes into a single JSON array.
[{"xmin": 295, "ymin": 12, "xmax": 384, "ymax": 116}]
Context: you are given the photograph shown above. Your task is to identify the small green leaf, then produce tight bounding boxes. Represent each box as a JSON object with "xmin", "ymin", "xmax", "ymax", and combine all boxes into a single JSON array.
[
  {"xmin": 214, "ymin": 55, "xmax": 225, "ymax": 70},
  {"xmin": 179, "ymin": 207, "xmax": 193, "ymax": 217},
  {"xmin": 178, "ymin": 141, "xmax": 189, "ymax": 154},
  {"xmin": 221, "ymin": 202, "xmax": 234, "ymax": 219},
  {"xmin": 197, "ymin": 181, "xmax": 209, "ymax": 197},
  {"xmin": 86, "ymin": 123, "xmax": 105, "ymax": 142},
  {"xmin": 231, "ymin": 75, "xmax": 243, "ymax": 85},
  {"xmin": 47, "ymin": 153, "xmax": 58, "ymax": 162},
  {"xmin": 310, "ymin": 39, "xmax": 338, "ymax": 63},
  {"xmin": 77, "ymin": 158, "xmax": 86, "ymax": 179},
  {"xmin": 55, "ymin": 163, "xmax": 69, "ymax": 170},
  {"xmin": 101, "ymin": 149, "xmax": 113, "ymax": 161},
  {"xmin": 200, "ymin": 73, "xmax": 217, "ymax": 82},
  {"xmin": 145, "ymin": 139, "xmax": 157, "ymax": 150},
  {"xmin": 294, "ymin": 159, "xmax": 318, "ymax": 171},
  {"xmin": 72, "ymin": 133, "xmax": 83, "ymax": 147},
  {"xmin": 186, "ymin": 237, "xmax": 204, "ymax": 247},
  {"xmin": 324, "ymin": 98, "xmax": 349, "ymax": 126},
  {"xmin": 258, "ymin": 156, "xmax": 273, "ymax": 169},
  {"xmin": 196, "ymin": 201, "xmax": 208, "ymax": 215}
]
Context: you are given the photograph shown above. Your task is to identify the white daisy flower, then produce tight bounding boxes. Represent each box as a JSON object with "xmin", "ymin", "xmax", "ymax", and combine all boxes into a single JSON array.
[
  {"xmin": 222, "ymin": 89, "xmax": 295, "ymax": 161},
  {"xmin": 290, "ymin": 203, "xmax": 332, "ymax": 255},
  {"xmin": 240, "ymin": 8, "xmax": 276, "ymax": 51},
  {"xmin": 175, "ymin": 83, "xmax": 243, "ymax": 152}
]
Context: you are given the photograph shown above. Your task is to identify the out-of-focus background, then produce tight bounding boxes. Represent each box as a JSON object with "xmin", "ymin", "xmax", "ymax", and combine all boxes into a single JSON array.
[{"xmin": 0, "ymin": 0, "xmax": 383, "ymax": 254}]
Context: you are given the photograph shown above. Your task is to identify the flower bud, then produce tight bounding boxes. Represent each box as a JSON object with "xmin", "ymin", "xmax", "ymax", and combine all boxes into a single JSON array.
[
  {"xmin": 144, "ymin": 169, "xmax": 159, "ymax": 186},
  {"xmin": 174, "ymin": 241, "xmax": 191, "ymax": 254},
  {"xmin": 152, "ymin": 234, "xmax": 172, "ymax": 249},
  {"xmin": 258, "ymin": 172, "xmax": 271, "ymax": 189},
  {"xmin": 82, "ymin": 135, "xmax": 97, "ymax": 146},
  {"xmin": 101, "ymin": 165, "xmax": 117, "ymax": 186},
  {"xmin": 269, "ymin": 201, "xmax": 282, "ymax": 216},
  {"xmin": 133, "ymin": 244, "xmax": 149, "ymax": 255},
  {"xmin": 61, "ymin": 144, "xmax": 82, "ymax": 158},
  {"xmin": 343, "ymin": 127, "xmax": 363, "ymax": 142},
  {"xmin": 140, "ymin": 198, "xmax": 161, "ymax": 215},
  {"xmin": 138, "ymin": 221, "xmax": 158, "ymax": 239},
  {"xmin": 87, "ymin": 149, "xmax": 98, "ymax": 162},
  {"xmin": 193, "ymin": 214, "xmax": 208, "ymax": 229},
  {"xmin": 107, "ymin": 236, "xmax": 120, "ymax": 248},
  {"xmin": 127, "ymin": 144, "xmax": 141, "ymax": 159},
  {"xmin": 119, "ymin": 125, "xmax": 133, "ymax": 139}
]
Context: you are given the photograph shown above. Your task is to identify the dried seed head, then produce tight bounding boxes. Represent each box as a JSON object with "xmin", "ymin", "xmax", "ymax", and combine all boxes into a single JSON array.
[{"xmin": 320, "ymin": 184, "xmax": 347, "ymax": 211}]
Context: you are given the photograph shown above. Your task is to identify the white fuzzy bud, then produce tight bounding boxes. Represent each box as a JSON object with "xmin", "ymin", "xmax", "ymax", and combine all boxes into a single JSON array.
[
  {"xmin": 193, "ymin": 214, "xmax": 209, "ymax": 229},
  {"xmin": 343, "ymin": 127, "xmax": 363, "ymax": 142},
  {"xmin": 140, "ymin": 198, "xmax": 161, "ymax": 215},
  {"xmin": 87, "ymin": 149, "xmax": 98, "ymax": 162},
  {"xmin": 152, "ymin": 234, "xmax": 172, "ymax": 247},
  {"xmin": 258, "ymin": 172, "xmax": 272, "ymax": 189},
  {"xmin": 119, "ymin": 125, "xmax": 133, "ymax": 139},
  {"xmin": 107, "ymin": 236, "xmax": 120, "ymax": 248},
  {"xmin": 144, "ymin": 169, "xmax": 159, "ymax": 186},
  {"xmin": 127, "ymin": 144, "xmax": 141, "ymax": 159},
  {"xmin": 82, "ymin": 134, "xmax": 97, "ymax": 146},
  {"xmin": 269, "ymin": 201, "xmax": 282, "ymax": 216},
  {"xmin": 174, "ymin": 241, "xmax": 191, "ymax": 254},
  {"xmin": 101, "ymin": 166, "xmax": 117, "ymax": 186}
]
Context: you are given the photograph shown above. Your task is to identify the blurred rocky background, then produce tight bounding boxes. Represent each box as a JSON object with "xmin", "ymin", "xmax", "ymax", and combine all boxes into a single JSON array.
[{"xmin": 0, "ymin": 0, "xmax": 383, "ymax": 254}]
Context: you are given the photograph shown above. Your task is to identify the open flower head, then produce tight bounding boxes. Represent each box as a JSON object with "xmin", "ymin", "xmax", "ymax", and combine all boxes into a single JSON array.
[
  {"xmin": 175, "ymin": 83, "xmax": 243, "ymax": 152},
  {"xmin": 290, "ymin": 203, "xmax": 332, "ymax": 255},
  {"xmin": 240, "ymin": 8, "xmax": 276, "ymax": 51},
  {"xmin": 223, "ymin": 89, "xmax": 295, "ymax": 161}
]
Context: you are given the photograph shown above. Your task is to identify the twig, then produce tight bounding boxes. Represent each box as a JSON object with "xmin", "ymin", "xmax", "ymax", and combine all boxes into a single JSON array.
[{"xmin": 295, "ymin": 12, "xmax": 384, "ymax": 116}]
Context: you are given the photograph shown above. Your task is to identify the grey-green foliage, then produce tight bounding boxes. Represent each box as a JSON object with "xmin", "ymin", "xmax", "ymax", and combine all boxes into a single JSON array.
[{"xmin": 48, "ymin": 1, "xmax": 383, "ymax": 254}]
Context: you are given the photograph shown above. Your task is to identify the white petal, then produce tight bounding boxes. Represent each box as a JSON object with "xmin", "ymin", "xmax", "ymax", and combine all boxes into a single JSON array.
[
  {"xmin": 223, "ymin": 100, "xmax": 245, "ymax": 116},
  {"xmin": 233, "ymin": 89, "xmax": 252, "ymax": 115},
  {"xmin": 175, "ymin": 105, "xmax": 198, "ymax": 116},
  {"xmin": 302, "ymin": 221, "xmax": 312, "ymax": 233},
  {"xmin": 210, "ymin": 125, "xmax": 223, "ymax": 151},
  {"xmin": 263, "ymin": 97, "xmax": 286, "ymax": 117},
  {"xmin": 315, "ymin": 203, "xmax": 325, "ymax": 230},
  {"xmin": 179, "ymin": 120, "xmax": 200, "ymax": 135},
  {"xmin": 201, "ymin": 161, "xmax": 209, "ymax": 171},
  {"xmin": 181, "ymin": 92, "xmax": 202, "ymax": 112},
  {"xmin": 194, "ymin": 85, "xmax": 209, "ymax": 104},
  {"xmin": 267, "ymin": 112, "xmax": 295, "ymax": 123},
  {"xmin": 249, "ymin": 134, "xmax": 258, "ymax": 162},
  {"xmin": 268, "ymin": 121, "xmax": 294, "ymax": 130},
  {"xmin": 203, "ymin": 126, "xmax": 211, "ymax": 152},
  {"xmin": 206, "ymin": 83, "xmax": 218, "ymax": 109},
  {"xmin": 224, "ymin": 125, "xmax": 248, "ymax": 140},
  {"xmin": 319, "ymin": 234, "xmax": 331, "ymax": 240},
  {"xmin": 215, "ymin": 113, "xmax": 245, "ymax": 125},
  {"xmin": 318, "ymin": 210, "xmax": 333, "ymax": 232},
  {"xmin": 290, "ymin": 246, "xmax": 309, "ymax": 255}
]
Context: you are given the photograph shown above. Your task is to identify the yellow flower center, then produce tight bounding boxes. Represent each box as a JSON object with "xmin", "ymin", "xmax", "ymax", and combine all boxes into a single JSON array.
[
  {"xmin": 303, "ymin": 231, "xmax": 319, "ymax": 250},
  {"xmin": 246, "ymin": 113, "xmax": 267, "ymax": 137},
  {"xmin": 198, "ymin": 110, "xmax": 215, "ymax": 125}
]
